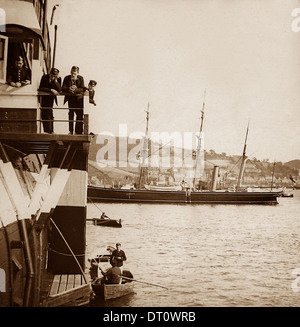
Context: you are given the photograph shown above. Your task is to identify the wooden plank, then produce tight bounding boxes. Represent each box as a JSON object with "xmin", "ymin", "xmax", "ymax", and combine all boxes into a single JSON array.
[
  {"xmin": 0, "ymin": 158, "xmax": 30, "ymax": 219},
  {"xmin": 49, "ymin": 275, "xmax": 61, "ymax": 296},
  {"xmin": 74, "ymin": 274, "xmax": 82, "ymax": 287},
  {"xmin": 42, "ymin": 284, "xmax": 91, "ymax": 307},
  {"xmin": 58, "ymin": 275, "xmax": 68, "ymax": 293},
  {"xmin": 0, "ymin": 132, "xmax": 90, "ymax": 142},
  {"xmin": 66, "ymin": 274, "xmax": 75, "ymax": 291},
  {"xmin": 103, "ymin": 282, "xmax": 134, "ymax": 301}
]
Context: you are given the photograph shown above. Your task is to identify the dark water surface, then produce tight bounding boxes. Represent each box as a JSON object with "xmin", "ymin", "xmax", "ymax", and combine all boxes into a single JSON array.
[{"xmin": 85, "ymin": 190, "xmax": 300, "ymax": 307}]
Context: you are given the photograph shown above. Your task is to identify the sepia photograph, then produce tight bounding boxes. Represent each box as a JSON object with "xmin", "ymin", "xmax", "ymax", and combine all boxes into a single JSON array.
[{"xmin": 0, "ymin": 0, "xmax": 300, "ymax": 318}]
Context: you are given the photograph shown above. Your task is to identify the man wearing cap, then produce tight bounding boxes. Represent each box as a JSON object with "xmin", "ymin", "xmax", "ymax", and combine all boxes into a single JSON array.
[
  {"xmin": 110, "ymin": 243, "xmax": 127, "ymax": 270},
  {"xmin": 38, "ymin": 68, "xmax": 62, "ymax": 133},
  {"xmin": 86, "ymin": 80, "xmax": 97, "ymax": 106},
  {"xmin": 62, "ymin": 66, "xmax": 85, "ymax": 135},
  {"xmin": 7, "ymin": 56, "xmax": 31, "ymax": 87}
]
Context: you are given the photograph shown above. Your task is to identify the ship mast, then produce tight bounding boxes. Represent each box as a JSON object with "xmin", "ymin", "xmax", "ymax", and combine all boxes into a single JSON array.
[
  {"xmin": 192, "ymin": 90, "xmax": 206, "ymax": 190},
  {"xmin": 138, "ymin": 103, "xmax": 150, "ymax": 189},
  {"xmin": 270, "ymin": 161, "xmax": 276, "ymax": 191},
  {"xmin": 236, "ymin": 121, "xmax": 249, "ymax": 191}
]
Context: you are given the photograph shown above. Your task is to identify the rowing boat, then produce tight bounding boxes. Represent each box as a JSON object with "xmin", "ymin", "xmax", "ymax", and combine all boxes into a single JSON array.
[
  {"xmin": 92, "ymin": 217, "xmax": 122, "ymax": 228},
  {"xmin": 91, "ymin": 270, "xmax": 134, "ymax": 301}
]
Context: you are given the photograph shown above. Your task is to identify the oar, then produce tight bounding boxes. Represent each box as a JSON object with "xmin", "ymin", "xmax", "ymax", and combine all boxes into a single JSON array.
[
  {"xmin": 119, "ymin": 275, "xmax": 168, "ymax": 290},
  {"xmin": 88, "ymin": 197, "xmax": 108, "ymax": 215}
]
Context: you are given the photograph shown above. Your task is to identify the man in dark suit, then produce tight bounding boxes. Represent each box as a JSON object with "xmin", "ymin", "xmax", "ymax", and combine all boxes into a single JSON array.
[
  {"xmin": 110, "ymin": 243, "xmax": 127, "ymax": 270},
  {"xmin": 62, "ymin": 66, "xmax": 85, "ymax": 135},
  {"xmin": 38, "ymin": 67, "xmax": 62, "ymax": 133},
  {"xmin": 7, "ymin": 56, "xmax": 31, "ymax": 87}
]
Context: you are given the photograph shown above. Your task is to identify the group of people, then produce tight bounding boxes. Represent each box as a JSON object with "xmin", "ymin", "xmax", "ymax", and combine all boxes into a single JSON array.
[
  {"xmin": 39, "ymin": 65, "xmax": 97, "ymax": 134},
  {"xmin": 7, "ymin": 56, "xmax": 97, "ymax": 135}
]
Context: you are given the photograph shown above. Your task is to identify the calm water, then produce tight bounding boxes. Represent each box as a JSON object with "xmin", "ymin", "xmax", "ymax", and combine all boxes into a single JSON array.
[{"xmin": 85, "ymin": 190, "xmax": 300, "ymax": 307}]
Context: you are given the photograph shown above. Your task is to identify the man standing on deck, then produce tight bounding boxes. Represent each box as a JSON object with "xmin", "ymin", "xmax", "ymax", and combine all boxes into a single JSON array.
[
  {"xmin": 38, "ymin": 67, "xmax": 62, "ymax": 133},
  {"xmin": 110, "ymin": 243, "xmax": 127, "ymax": 271},
  {"xmin": 62, "ymin": 66, "xmax": 85, "ymax": 135}
]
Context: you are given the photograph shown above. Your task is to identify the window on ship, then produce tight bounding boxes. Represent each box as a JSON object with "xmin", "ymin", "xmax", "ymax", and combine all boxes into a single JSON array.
[{"xmin": 0, "ymin": 34, "xmax": 33, "ymax": 85}]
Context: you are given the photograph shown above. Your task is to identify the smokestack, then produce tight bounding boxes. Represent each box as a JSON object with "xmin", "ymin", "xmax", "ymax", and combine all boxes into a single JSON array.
[{"xmin": 211, "ymin": 166, "xmax": 219, "ymax": 191}]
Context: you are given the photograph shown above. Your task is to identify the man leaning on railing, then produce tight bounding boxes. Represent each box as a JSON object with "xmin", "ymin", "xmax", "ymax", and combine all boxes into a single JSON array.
[
  {"xmin": 62, "ymin": 66, "xmax": 85, "ymax": 135},
  {"xmin": 7, "ymin": 56, "xmax": 31, "ymax": 88},
  {"xmin": 38, "ymin": 67, "xmax": 62, "ymax": 134}
]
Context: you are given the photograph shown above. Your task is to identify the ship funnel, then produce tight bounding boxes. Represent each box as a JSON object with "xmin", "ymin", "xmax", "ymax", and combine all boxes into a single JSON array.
[{"xmin": 211, "ymin": 166, "xmax": 219, "ymax": 191}]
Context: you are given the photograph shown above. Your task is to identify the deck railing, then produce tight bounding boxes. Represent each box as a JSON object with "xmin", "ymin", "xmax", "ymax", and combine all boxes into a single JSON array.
[{"xmin": 0, "ymin": 93, "xmax": 91, "ymax": 135}]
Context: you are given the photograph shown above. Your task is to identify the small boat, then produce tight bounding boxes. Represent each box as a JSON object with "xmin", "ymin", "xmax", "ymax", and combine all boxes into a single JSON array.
[
  {"xmin": 88, "ymin": 246, "xmax": 115, "ymax": 264},
  {"xmin": 91, "ymin": 270, "xmax": 134, "ymax": 301},
  {"xmin": 277, "ymin": 187, "xmax": 294, "ymax": 198},
  {"xmin": 144, "ymin": 184, "xmax": 182, "ymax": 191},
  {"xmin": 89, "ymin": 254, "xmax": 111, "ymax": 264},
  {"xmin": 281, "ymin": 192, "xmax": 294, "ymax": 198},
  {"xmin": 92, "ymin": 217, "xmax": 122, "ymax": 228}
]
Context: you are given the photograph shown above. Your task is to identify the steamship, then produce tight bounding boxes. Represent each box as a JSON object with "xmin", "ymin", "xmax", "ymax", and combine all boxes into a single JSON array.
[
  {"xmin": 88, "ymin": 104, "xmax": 281, "ymax": 205},
  {"xmin": 0, "ymin": 0, "xmax": 92, "ymax": 306}
]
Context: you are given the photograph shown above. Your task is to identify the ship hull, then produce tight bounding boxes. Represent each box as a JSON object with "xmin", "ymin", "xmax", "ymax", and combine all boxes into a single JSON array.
[
  {"xmin": 0, "ymin": 134, "xmax": 91, "ymax": 307},
  {"xmin": 0, "ymin": 0, "xmax": 92, "ymax": 307},
  {"xmin": 0, "ymin": 219, "xmax": 28, "ymax": 307},
  {"xmin": 88, "ymin": 186, "xmax": 280, "ymax": 205}
]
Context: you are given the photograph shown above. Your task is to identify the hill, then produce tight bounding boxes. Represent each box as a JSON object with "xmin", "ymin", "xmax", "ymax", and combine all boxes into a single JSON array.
[
  {"xmin": 285, "ymin": 159, "xmax": 300, "ymax": 170},
  {"xmin": 88, "ymin": 134, "xmax": 299, "ymax": 188}
]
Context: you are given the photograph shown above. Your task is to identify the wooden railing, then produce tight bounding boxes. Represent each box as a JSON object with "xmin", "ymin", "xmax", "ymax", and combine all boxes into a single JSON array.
[{"xmin": 0, "ymin": 93, "xmax": 91, "ymax": 135}]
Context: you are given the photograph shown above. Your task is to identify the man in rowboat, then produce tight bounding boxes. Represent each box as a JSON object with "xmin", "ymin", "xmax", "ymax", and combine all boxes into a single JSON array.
[
  {"xmin": 110, "ymin": 243, "xmax": 127, "ymax": 272},
  {"xmin": 104, "ymin": 259, "xmax": 121, "ymax": 284},
  {"xmin": 101, "ymin": 212, "xmax": 109, "ymax": 219}
]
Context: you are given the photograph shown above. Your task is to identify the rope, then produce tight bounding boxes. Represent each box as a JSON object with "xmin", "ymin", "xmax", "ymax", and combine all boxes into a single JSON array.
[
  {"xmin": 88, "ymin": 197, "xmax": 104, "ymax": 214},
  {"xmin": 50, "ymin": 218, "xmax": 87, "ymax": 283},
  {"xmin": 48, "ymin": 247, "xmax": 85, "ymax": 257}
]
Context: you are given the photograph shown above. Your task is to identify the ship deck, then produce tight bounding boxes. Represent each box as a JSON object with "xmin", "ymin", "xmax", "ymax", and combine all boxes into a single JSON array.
[
  {"xmin": 0, "ymin": 133, "xmax": 91, "ymax": 154},
  {"xmin": 40, "ymin": 272, "xmax": 91, "ymax": 307}
]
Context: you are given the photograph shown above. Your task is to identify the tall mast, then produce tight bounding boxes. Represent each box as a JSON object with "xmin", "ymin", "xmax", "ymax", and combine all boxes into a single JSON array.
[
  {"xmin": 236, "ymin": 121, "xmax": 249, "ymax": 191},
  {"xmin": 138, "ymin": 103, "xmax": 150, "ymax": 189},
  {"xmin": 271, "ymin": 161, "xmax": 276, "ymax": 191},
  {"xmin": 192, "ymin": 90, "xmax": 206, "ymax": 189}
]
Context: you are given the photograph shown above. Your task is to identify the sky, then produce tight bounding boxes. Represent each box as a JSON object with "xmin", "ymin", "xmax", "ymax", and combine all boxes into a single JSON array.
[{"xmin": 50, "ymin": 0, "xmax": 300, "ymax": 163}]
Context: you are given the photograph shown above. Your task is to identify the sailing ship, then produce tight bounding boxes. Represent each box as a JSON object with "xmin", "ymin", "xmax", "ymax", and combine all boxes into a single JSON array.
[
  {"xmin": 0, "ymin": 0, "xmax": 92, "ymax": 307},
  {"xmin": 88, "ymin": 100, "xmax": 281, "ymax": 205}
]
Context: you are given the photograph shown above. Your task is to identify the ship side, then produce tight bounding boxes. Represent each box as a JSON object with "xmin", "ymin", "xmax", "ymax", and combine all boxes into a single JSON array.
[
  {"xmin": 0, "ymin": 0, "xmax": 91, "ymax": 307},
  {"xmin": 87, "ymin": 185, "xmax": 280, "ymax": 205}
]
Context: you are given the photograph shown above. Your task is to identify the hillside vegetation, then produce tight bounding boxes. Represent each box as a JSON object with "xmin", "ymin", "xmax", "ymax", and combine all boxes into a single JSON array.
[{"xmin": 88, "ymin": 136, "xmax": 299, "ymax": 188}]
